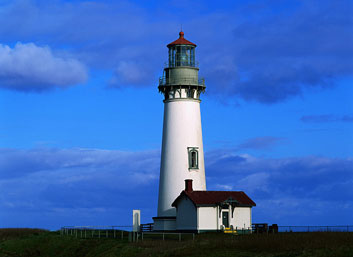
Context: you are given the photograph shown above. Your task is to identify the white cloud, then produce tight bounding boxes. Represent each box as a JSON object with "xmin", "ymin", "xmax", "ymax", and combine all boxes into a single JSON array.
[
  {"xmin": 0, "ymin": 42, "xmax": 87, "ymax": 92},
  {"xmin": 236, "ymin": 172, "xmax": 270, "ymax": 194},
  {"xmin": 109, "ymin": 60, "xmax": 153, "ymax": 87},
  {"xmin": 206, "ymin": 151, "xmax": 353, "ymax": 224},
  {"xmin": 214, "ymin": 184, "xmax": 233, "ymax": 190}
]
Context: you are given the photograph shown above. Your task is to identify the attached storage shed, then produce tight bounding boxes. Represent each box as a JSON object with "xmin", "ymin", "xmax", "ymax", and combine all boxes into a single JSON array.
[{"xmin": 172, "ymin": 180, "xmax": 256, "ymax": 232}]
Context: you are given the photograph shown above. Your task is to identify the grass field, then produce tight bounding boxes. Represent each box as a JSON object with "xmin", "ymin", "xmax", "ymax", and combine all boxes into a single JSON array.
[{"xmin": 0, "ymin": 228, "xmax": 352, "ymax": 257}]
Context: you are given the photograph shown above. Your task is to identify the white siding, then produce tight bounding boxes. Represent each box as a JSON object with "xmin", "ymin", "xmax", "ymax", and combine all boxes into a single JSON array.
[
  {"xmin": 174, "ymin": 201, "xmax": 253, "ymax": 232},
  {"xmin": 197, "ymin": 207, "xmax": 218, "ymax": 230},
  {"xmin": 157, "ymin": 98, "xmax": 206, "ymax": 218},
  {"xmin": 176, "ymin": 196, "xmax": 197, "ymax": 230},
  {"xmin": 232, "ymin": 207, "xmax": 252, "ymax": 230}
]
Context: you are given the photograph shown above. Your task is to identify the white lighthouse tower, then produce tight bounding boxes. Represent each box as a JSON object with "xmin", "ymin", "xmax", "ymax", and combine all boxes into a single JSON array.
[{"xmin": 153, "ymin": 31, "xmax": 207, "ymax": 231}]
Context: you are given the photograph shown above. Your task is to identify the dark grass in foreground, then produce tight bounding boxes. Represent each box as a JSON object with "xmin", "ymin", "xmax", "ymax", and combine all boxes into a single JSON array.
[
  {"xmin": 0, "ymin": 229, "xmax": 352, "ymax": 257},
  {"xmin": 0, "ymin": 228, "xmax": 46, "ymax": 241}
]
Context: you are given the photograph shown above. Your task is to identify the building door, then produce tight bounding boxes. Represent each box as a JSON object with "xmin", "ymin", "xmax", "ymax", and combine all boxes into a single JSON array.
[{"xmin": 222, "ymin": 211, "xmax": 229, "ymax": 228}]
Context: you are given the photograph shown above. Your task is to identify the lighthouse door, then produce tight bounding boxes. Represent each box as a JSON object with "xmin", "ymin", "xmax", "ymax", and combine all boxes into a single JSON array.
[{"xmin": 222, "ymin": 212, "xmax": 229, "ymax": 228}]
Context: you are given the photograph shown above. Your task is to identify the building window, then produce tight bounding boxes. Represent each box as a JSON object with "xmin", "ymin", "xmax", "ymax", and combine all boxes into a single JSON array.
[{"xmin": 188, "ymin": 147, "xmax": 199, "ymax": 169}]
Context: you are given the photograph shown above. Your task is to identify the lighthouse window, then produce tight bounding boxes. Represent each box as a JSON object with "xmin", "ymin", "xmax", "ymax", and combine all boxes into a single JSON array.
[
  {"xmin": 191, "ymin": 151, "xmax": 197, "ymax": 167},
  {"xmin": 188, "ymin": 147, "xmax": 199, "ymax": 169},
  {"xmin": 168, "ymin": 45, "xmax": 196, "ymax": 67},
  {"xmin": 187, "ymin": 89, "xmax": 194, "ymax": 98},
  {"xmin": 181, "ymin": 46, "xmax": 188, "ymax": 66},
  {"xmin": 190, "ymin": 48, "xmax": 195, "ymax": 66}
]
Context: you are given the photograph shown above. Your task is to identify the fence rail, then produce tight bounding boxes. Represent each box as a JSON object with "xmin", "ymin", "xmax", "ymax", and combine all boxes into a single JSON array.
[
  {"xmin": 60, "ymin": 225, "xmax": 353, "ymax": 241},
  {"xmin": 60, "ymin": 225, "xmax": 194, "ymax": 242},
  {"xmin": 278, "ymin": 226, "xmax": 353, "ymax": 232},
  {"xmin": 131, "ymin": 232, "xmax": 195, "ymax": 242},
  {"xmin": 140, "ymin": 223, "xmax": 153, "ymax": 232},
  {"xmin": 60, "ymin": 225, "xmax": 133, "ymax": 239},
  {"xmin": 252, "ymin": 224, "xmax": 353, "ymax": 234}
]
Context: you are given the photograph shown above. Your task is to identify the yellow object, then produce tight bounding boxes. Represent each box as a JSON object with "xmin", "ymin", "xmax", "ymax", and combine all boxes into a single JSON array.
[{"xmin": 223, "ymin": 228, "xmax": 237, "ymax": 234}]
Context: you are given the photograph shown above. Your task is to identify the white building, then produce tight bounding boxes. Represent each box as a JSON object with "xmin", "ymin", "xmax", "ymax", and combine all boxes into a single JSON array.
[
  {"xmin": 153, "ymin": 32, "xmax": 255, "ymax": 232},
  {"xmin": 172, "ymin": 180, "xmax": 255, "ymax": 232}
]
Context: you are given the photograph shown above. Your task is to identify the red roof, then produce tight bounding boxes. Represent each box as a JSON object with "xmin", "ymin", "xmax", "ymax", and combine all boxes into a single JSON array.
[
  {"xmin": 167, "ymin": 31, "xmax": 197, "ymax": 47},
  {"xmin": 172, "ymin": 190, "xmax": 256, "ymax": 207}
]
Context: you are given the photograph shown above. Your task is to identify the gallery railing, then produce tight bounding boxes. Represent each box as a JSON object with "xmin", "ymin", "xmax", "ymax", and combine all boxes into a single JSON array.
[{"xmin": 159, "ymin": 77, "xmax": 205, "ymax": 87}]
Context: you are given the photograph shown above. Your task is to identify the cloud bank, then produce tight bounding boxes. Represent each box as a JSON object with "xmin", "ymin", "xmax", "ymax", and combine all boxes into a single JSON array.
[
  {"xmin": 1, "ymin": 0, "xmax": 351, "ymax": 102},
  {"xmin": 206, "ymin": 151, "xmax": 353, "ymax": 225},
  {"xmin": 0, "ymin": 148, "xmax": 160, "ymax": 228},
  {"xmin": 0, "ymin": 147, "xmax": 352, "ymax": 228},
  {"xmin": 204, "ymin": 0, "xmax": 353, "ymax": 103},
  {"xmin": 0, "ymin": 43, "xmax": 87, "ymax": 92}
]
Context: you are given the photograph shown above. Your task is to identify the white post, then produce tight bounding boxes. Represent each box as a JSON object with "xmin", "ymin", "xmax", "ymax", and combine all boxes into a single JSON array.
[{"xmin": 133, "ymin": 210, "xmax": 141, "ymax": 232}]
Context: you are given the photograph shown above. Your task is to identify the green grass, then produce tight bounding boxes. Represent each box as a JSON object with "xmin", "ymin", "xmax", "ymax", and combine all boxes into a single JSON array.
[{"xmin": 0, "ymin": 229, "xmax": 352, "ymax": 257}]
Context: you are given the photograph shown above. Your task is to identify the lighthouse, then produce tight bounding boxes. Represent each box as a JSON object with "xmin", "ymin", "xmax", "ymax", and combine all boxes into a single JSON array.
[{"xmin": 153, "ymin": 31, "xmax": 207, "ymax": 231}]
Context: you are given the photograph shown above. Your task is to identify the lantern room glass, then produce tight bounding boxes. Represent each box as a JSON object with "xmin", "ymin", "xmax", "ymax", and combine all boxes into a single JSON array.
[{"xmin": 168, "ymin": 46, "xmax": 195, "ymax": 67}]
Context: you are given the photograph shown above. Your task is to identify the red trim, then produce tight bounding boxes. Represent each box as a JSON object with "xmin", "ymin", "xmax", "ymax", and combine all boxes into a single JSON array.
[
  {"xmin": 167, "ymin": 31, "xmax": 196, "ymax": 47},
  {"xmin": 172, "ymin": 190, "xmax": 256, "ymax": 207}
]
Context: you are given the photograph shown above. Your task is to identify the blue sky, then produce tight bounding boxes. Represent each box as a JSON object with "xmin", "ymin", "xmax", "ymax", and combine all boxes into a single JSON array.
[{"xmin": 0, "ymin": 0, "xmax": 352, "ymax": 229}]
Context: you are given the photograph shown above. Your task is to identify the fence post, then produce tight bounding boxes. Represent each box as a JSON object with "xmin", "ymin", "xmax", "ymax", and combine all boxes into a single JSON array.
[
  {"xmin": 121, "ymin": 230, "xmax": 123, "ymax": 240},
  {"xmin": 85, "ymin": 230, "xmax": 86, "ymax": 238},
  {"xmin": 80, "ymin": 230, "xmax": 82, "ymax": 238},
  {"xmin": 75, "ymin": 229, "xmax": 77, "ymax": 238},
  {"xmin": 114, "ymin": 229, "xmax": 116, "ymax": 238},
  {"xmin": 348, "ymin": 226, "xmax": 349, "ymax": 232},
  {"xmin": 142, "ymin": 232, "xmax": 143, "ymax": 241},
  {"xmin": 179, "ymin": 233, "xmax": 181, "ymax": 242},
  {"xmin": 106, "ymin": 230, "xmax": 108, "ymax": 238},
  {"xmin": 193, "ymin": 233, "xmax": 195, "ymax": 241},
  {"xmin": 99, "ymin": 230, "xmax": 100, "ymax": 238},
  {"xmin": 162, "ymin": 233, "xmax": 165, "ymax": 241},
  {"xmin": 92, "ymin": 230, "xmax": 94, "ymax": 238}
]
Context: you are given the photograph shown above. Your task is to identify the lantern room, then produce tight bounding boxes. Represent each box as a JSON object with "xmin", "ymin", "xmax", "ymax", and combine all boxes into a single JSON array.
[
  {"xmin": 158, "ymin": 31, "xmax": 205, "ymax": 101},
  {"xmin": 167, "ymin": 31, "xmax": 197, "ymax": 67}
]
